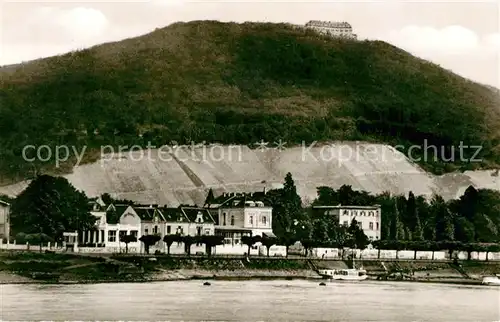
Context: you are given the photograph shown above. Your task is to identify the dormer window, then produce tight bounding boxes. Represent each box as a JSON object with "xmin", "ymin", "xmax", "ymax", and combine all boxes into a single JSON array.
[
  {"xmin": 262, "ymin": 216, "xmax": 267, "ymax": 225},
  {"xmin": 196, "ymin": 211, "xmax": 204, "ymax": 223}
]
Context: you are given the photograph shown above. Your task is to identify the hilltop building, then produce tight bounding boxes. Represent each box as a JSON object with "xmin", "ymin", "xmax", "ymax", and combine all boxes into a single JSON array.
[
  {"xmin": 304, "ymin": 20, "xmax": 357, "ymax": 39},
  {"xmin": 0, "ymin": 200, "xmax": 10, "ymax": 241},
  {"xmin": 312, "ymin": 205, "xmax": 381, "ymax": 240}
]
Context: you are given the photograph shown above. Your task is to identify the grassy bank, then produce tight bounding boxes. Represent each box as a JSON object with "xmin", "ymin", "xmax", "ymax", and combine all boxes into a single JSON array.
[{"xmin": 0, "ymin": 251, "xmax": 498, "ymax": 285}]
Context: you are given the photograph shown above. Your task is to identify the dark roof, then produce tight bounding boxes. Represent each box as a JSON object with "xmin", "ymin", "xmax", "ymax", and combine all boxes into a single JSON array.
[
  {"xmin": 208, "ymin": 191, "xmax": 268, "ymax": 208},
  {"xmin": 106, "ymin": 204, "xmax": 132, "ymax": 224},
  {"xmin": 180, "ymin": 207, "xmax": 215, "ymax": 224},
  {"xmin": 158, "ymin": 207, "xmax": 189, "ymax": 223}
]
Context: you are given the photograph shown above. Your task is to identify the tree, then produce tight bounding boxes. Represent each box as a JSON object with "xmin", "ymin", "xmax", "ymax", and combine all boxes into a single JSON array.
[
  {"xmin": 300, "ymin": 238, "xmax": 316, "ymax": 257},
  {"xmin": 261, "ymin": 236, "xmax": 277, "ymax": 257},
  {"xmin": 432, "ymin": 195, "xmax": 455, "ymax": 241},
  {"xmin": 265, "ymin": 173, "xmax": 302, "ymax": 239},
  {"xmin": 200, "ymin": 235, "xmax": 224, "ymax": 257},
  {"xmin": 120, "ymin": 234, "xmax": 137, "ymax": 254},
  {"xmin": 454, "ymin": 217, "xmax": 475, "ymax": 243},
  {"xmin": 204, "ymin": 188, "xmax": 215, "ymax": 206},
  {"xmin": 241, "ymin": 235, "xmax": 261, "ymax": 256},
  {"xmin": 333, "ymin": 225, "xmax": 351, "ymax": 259},
  {"xmin": 413, "ymin": 214, "xmax": 424, "ymax": 241},
  {"xmin": 279, "ymin": 233, "xmax": 296, "ymax": 258},
  {"xmin": 390, "ymin": 200, "xmax": 405, "ymax": 240},
  {"xmin": 10, "ymin": 175, "xmax": 96, "ymax": 241},
  {"xmin": 312, "ymin": 218, "xmax": 329, "ymax": 246},
  {"xmin": 139, "ymin": 234, "xmax": 161, "ymax": 254},
  {"xmin": 348, "ymin": 219, "xmax": 370, "ymax": 251},
  {"xmin": 100, "ymin": 193, "xmax": 113, "ymax": 206},
  {"xmin": 163, "ymin": 234, "xmax": 181, "ymax": 255},
  {"xmin": 182, "ymin": 235, "xmax": 195, "ymax": 255}
]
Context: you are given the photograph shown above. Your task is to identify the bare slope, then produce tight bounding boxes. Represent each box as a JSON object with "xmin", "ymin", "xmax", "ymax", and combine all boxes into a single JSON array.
[
  {"xmin": 1, "ymin": 143, "xmax": 498, "ymax": 206},
  {"xmin": 1, "ymin": 21, "xmax": 500, "ymax": 183}
]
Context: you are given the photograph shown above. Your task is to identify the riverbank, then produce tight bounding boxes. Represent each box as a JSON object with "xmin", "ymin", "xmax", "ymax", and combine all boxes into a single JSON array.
[{"xmin": 0, "ymin": 251, "xmax": 498, "ymax": 285}]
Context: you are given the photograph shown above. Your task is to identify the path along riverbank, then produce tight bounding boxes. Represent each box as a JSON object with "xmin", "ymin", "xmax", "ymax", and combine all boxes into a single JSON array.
[{"xmin": 0, "ymin": 251, "xmax": 498, "ymax": 285}]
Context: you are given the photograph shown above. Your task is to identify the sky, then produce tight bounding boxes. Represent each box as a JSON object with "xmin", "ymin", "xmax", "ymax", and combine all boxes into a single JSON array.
[{"xmin": 0, "ymin": 0, "xmax": 499, "ymax": 87}]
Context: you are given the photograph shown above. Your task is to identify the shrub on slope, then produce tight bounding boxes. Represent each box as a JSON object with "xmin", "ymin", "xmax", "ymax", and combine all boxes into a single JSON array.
[{"xmin": 0, "ymin": 21, "xmax": 498, "ymax": 182}]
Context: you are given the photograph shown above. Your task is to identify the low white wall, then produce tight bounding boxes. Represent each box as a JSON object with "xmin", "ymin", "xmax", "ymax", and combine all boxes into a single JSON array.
[
  {"xmin": 2, "ymin": 239, "xmax": 499, "ymax": 261},
  {"xmin": 0, "ymin": 241, "xmax": 63, "ymax": 251},
  {"xmin": 259, "ymin": 245, "xmax": 287, "ymax": 257}
]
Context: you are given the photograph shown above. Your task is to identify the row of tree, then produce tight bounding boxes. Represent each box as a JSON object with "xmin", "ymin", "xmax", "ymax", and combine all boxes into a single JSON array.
[
  {"xmin": 125, "ymin": 233, "xmax": 281, "ymax": 257},
  {"xmin": 310, "ymin": 184, "xmax": 500, "ymax": 244},
  {"xmin": 252, "ymin": 173, "xmax": 500, "ymax": 255},
  {"xmin": 7, "ymin": 172, "xmax": 500, "ymax": 257}
]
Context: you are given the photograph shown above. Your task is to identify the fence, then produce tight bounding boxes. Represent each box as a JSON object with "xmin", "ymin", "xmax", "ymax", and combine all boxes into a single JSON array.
[
  {"xmin": 312, "ymin": 247, "xmax": 500, "ymax": 261},
  {"xmin": 2, "ymin": 240, "xmax": 499, "ymax": 261}
]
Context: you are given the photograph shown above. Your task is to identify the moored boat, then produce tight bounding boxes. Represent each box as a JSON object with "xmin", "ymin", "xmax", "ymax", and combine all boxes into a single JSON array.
[
  {"xmin": 481, "ymin": 275, "xmax": 500, "ymax": 286},
  {"xmin": 318, "ymin": 268, "xmax": 368, "ymax": 281},
  {"xmin": 318, "ymin": 251, "xmax": 367, "ymax": 281}
]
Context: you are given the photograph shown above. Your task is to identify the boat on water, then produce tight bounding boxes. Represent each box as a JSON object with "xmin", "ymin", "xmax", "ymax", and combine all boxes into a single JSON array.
[
  {"xmin": 317, "ymin": 252, "xmax": 367, "ymax": 281},
  {"xmin": 318, "ymin": 268, "xmax": 368, "ymax": 281},
  {"xmin": 481, "ymin": 275, "xmax": 500, "ymax": 286}
]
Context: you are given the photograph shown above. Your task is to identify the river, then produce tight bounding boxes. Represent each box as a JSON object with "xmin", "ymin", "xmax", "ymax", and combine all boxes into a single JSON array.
[{"xmin": 1, "ymin": 280, "xmax": 499, "ymax": 321}]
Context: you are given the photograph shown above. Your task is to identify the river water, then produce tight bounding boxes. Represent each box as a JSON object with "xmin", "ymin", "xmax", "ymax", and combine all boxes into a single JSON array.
[{"xmin": 1, "ymin": 280, "xmax": 499, "ymax": 321}]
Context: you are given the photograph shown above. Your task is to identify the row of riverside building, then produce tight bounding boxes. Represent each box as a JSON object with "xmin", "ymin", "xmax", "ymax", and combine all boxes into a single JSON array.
[
  {"xmin": 73, "ymin": 189, "xmax": 381, "ymax": 253},
  {"xmin": 0, "ymin": 189, "xmax": 382, "ymax": 254}
]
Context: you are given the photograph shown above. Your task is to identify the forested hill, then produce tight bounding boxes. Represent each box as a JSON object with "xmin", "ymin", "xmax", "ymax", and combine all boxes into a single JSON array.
[{"xmin": 1, "ymin": 20, "xmax": 499, "ymax": 183}]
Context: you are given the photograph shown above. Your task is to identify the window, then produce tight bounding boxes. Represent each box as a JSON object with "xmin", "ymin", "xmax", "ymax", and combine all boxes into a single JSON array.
[
  {"xmin": 223, "ymin": 213, "xmax": 226, "ymax": 226},
  {"xmin": 153, "ymin": 225, "xmax": 158, "ymax": 234},
  {"xmin": 108, "ymin": 230, "xmax": 116, "ymax": 242},
  {"xmin": 262, "ymin": 216, "xmax": 267, "ymax": 225},
  {"xmin": 360, "ymin": 211, "xmax": 365, "ymax": 216},
  {"xmin": 357, "ymin": 222, "xmax": 362, "ymax": 229},
  {"xmin": 249, "ymin": 216, "xmax": 253, "ymax": 225},
  {"xmin": 177, "ymin": 226, "xmax": 183, "ymax": 235},
  {"xmin": 369, "ymin": 222, "xmax": 374, "ymax": 230},
  {"xmin": 205, "ymin": 229, "xmax": 210, "ymax": 235},
  {"xmin": 343, "ymin": 221, "xmax": 348, "ymax": 226},
  {"xmin": 100, "ymin": 230, "xmax": 104, "ymax": 242},
  {"xmin": 230, "ymin": 215, "xmax": 235, "ymax": 226},
  {"xmin": 352, "ymin": 211, "xmax": 357, "ymax": 217},
  {"xmin": 130, "ymin": 230, "xmax": 138, "ymax": 238},
  {"xmin": 343, "ymin": 210, "xmax": 348, "ymax": 216},
  {"xmin": 119, "ymin": 230, "xmax": 127, "ymax": 240},
  {"xmin": 376, "ymin": 222, "xmax": 379, "ymax": 230},
  {"xmin": 167, "ymin": 225, "xmax": 171, "ymax": 234},
  {"xmin": 368, "ymin": 211, "xmax": 373, "ymax": 217},
  {"xmin": 144, "ymin": 228, "xmax": 149, "ymax": 235}
]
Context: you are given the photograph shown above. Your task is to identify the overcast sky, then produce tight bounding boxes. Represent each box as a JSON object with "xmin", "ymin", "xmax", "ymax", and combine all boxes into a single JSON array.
[{"xmin": 1, "ymin": 0, "xmax": 499, "ymax": 87}]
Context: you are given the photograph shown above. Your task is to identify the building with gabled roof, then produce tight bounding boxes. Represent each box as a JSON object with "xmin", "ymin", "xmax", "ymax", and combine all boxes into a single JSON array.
[
  {"xmin": 204, "ymin": 190, "xmax": 275, "ymax": 246},
  {"xmin": 158, "ymin": 206, "xmax": 215, "ymax": 237},
  {"xmin": 0, "ymin": 200, "xmax": 10, "ymax": 241}
]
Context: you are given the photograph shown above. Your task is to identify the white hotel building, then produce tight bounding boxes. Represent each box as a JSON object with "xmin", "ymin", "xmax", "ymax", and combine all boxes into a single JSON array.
[
  {"xmin": 304, "ymin": 20, "xmax": 357, "ymax": 39},
  {"xmin": 312, "ymin": 205, "xmax": 382, "ymax": 240}
]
